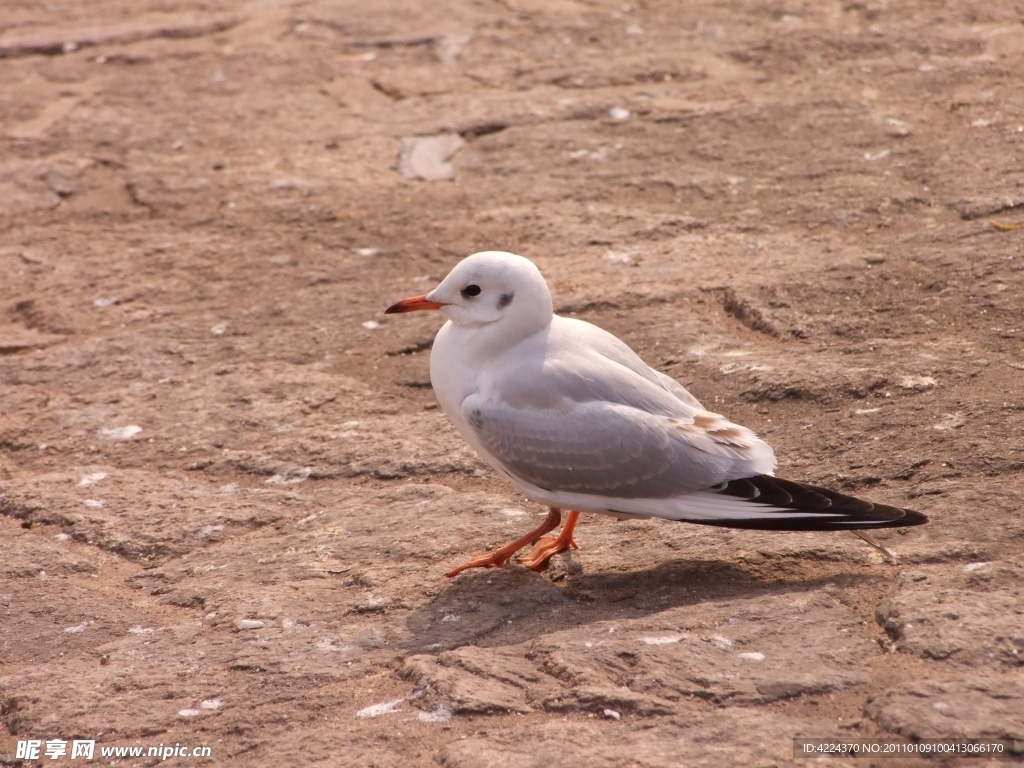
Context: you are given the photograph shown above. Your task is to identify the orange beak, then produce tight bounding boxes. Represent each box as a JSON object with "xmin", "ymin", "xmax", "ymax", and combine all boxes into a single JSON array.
[{"xmin": 384, "ymin": 294, "xmax": 446, "ymax": 314}]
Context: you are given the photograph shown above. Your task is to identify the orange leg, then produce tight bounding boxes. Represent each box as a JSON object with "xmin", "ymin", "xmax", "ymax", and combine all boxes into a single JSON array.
[
  {"xmin": 519, "ymin": 510, "xmax": 580, "ymax": 572},
  {"xmin": 446, "ymin": 508, "xmax": 562, "ymax": 578}
]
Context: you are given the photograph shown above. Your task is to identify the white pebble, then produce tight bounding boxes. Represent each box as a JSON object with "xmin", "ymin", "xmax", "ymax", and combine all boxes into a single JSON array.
[
  {"xmin": 238, "ymin": 619, "xmax": 265, "ymax": 630},
  {"xmin": 64, "ymin": 623, "xmax": 87, "ymax": 633},
  {"xmin": 362, "ymin": 320, "xmax": 380, "ymax": 330},
  {"xmin": 93, "ymin": 296, "xmax": 118, "ymax": 307},
  {"xmin": 355, "ymin": 248, "xmax": 380, "ymax": 257},
  {"xmin": 200, "ymin": 699, "xmax": 224, "ymax": 710},
  {"xmin": 963, "ymin": 562, "xmax": 988, "ymax": 573},
  {"xmin": 603, "ymin": 708, "xmax": 621, "ymax": 720},
  {"xmin": 933, "ymin": 412, "xmax": 964, "ymax": 430},
  {"xmin": 417, "ymin": 706, "xmax": 452, "ymax": 723},
  {"xmin": 178, "ymin": 709, "xmax": 202, "ymax": 717},
  {"xmin": 78, "ymin": 472, "xmax": 107, "ymax": 487},
  {"xmin": 265, "ymin": 467, "xmax": 311, "ymax": 485},
  {"xmin": 738, "ymin": 651, "xmax": 766, "ymax": 662},
  {"xmin": 211, "ymin": 323, "xmax": 227, "ymax": 336},
  {"xmin": 609, "ymin": 107, "xmax": 630, "ymax": 121},
  {"xmin": 604, "ymin": 251, "xmax": 632, "ymax": 264},
  {"xmin": 128, "ymin": 626, "xmax": 154, "ymax": 635},
  {"xmin": 98, "ymin": 425, "xmax": 142, "ymax": 440},
  {"xmin": 397, "ymin": 133, "xmax": 464, "ymax": 181},
  {"xmin": 642, "ymin": 635, "xmax": 681, "ymax": 645},
  {"xmin": 356, "ymin": 698, "xmax": 404, "ymax": 718},
  {"xmin": 898, "ymin": 375, "xmax": 936, "ymax": 390}
]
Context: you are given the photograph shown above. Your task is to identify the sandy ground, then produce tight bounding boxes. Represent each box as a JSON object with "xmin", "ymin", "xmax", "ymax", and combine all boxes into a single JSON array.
[{"xmin": 2, "ymin": 0, "xmax": 1023, "ymax": 765}]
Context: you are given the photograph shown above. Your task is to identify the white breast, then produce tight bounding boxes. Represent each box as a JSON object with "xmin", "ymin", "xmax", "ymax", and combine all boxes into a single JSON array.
[{"xmin": 430, "ymin": 320, "xmax": 493, "ymax": 446}]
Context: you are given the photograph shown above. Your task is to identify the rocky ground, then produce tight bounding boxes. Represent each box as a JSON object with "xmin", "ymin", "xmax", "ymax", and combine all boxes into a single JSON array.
[{"xmin": 2, "ymin": 0, "xmax": 1023, "ymax": 765}]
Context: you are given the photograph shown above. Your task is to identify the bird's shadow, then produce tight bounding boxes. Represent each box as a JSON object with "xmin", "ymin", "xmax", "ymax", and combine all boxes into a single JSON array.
[{"xmin": 401, "ymin": 555, "xmax": 883, "ymax": 654}]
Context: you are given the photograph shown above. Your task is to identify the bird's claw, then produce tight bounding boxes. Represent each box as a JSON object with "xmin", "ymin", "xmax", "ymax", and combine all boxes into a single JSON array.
[
  {"xmin": 519, "ymin": 534, "xmax": 577, "ymax": 572},
  {"xmin": 445, "ymin": 552, "xmax": 512, "ymax": 578}
]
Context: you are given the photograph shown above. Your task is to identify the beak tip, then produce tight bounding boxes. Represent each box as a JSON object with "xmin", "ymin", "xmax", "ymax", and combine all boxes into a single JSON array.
[{"xmin": 384, "ymin": 294, "xmax": 445, "ymax": 314}]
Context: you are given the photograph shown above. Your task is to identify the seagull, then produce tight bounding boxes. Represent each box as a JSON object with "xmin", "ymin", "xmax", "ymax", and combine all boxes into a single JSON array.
[{"xmin": 385, "ymin": 251, "xmax": 928, "ymax": 577}]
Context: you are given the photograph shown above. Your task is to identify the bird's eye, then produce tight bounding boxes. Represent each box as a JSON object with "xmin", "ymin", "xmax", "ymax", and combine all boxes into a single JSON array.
[{"xmin": 461, "ymin": 284, "xmax": 481, "ymax": 297}]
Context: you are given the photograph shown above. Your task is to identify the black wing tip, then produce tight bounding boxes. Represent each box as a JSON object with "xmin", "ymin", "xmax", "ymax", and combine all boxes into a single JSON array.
[
  {"xmin": 708, "ymin": 475, "xmax": 930, "ymax": 531},
  {"xmin": 891, "ymin": 507, "xmax": 929, "ymax": 527}
]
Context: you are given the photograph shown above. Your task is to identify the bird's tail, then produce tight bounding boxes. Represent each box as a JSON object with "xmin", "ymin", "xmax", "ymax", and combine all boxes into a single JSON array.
[{"xmin": 678, "ymin": 475, "xmax": 928, "ymax": 531}]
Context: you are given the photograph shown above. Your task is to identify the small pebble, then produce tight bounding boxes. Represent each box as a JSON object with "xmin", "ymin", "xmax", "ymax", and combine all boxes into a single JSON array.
[
  {"xmin": 641, "ymin": 635, "xmax": 681, "ymax": 645},
  {"xmin": 356, "ymin": 698, "xmax": 404, "ymax": 718},
  {"xmin": 603, "ymin": 708, "xmax": 621, "ymax": 720},
  {"xmin": 397, "ymin": 133, "xmax": 464, "ymax": 181},
  {"xmin": 98, "ymin": 425, "xmax": 142, "ymax": 440},
  {"xmin": 78, "ymin": 472, "xmax": 107, "ymax": 487},
  {"xmin": 417, "ymin": 706, "xmax": 452, "ymax": 723},
  {"xmin": 238, "ymin": 619, "xmax": 265, "ymax": 630}
]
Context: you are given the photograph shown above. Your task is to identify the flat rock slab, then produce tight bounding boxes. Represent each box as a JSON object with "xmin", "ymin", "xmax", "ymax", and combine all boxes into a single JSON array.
[
  {"xmin": 867, "ymin": 676, "xmax": 1024, "ymax": 742},
  {"xmin": 0, "ymin": 13, "xmax": 239, "ymax": 57},
  {"xmin": 876, "ymin": 558, "xmax": 1024, "ymax": 668},
  {"xmin": 0, "ymin": 325, "xmax": 65, "ymax": 353},
  {"xmin": 438, "ymin": 714, "xmax": 849, "ymax": 768},
  {"xmin": 403, "ymin": 590, "xmax": 875, "ymax": 716}
]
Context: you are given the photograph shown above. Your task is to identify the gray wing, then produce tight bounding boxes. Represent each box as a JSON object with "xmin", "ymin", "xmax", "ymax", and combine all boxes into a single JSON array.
[
  {"xmin": 651, "ymin": 369, "xmax": 704, "ymax": 409},
  {"xmin": 552, "ymin": 316, "xmax": 705, "ymax": 410},
  {"xmin": 462, "ymin": 394, "xmax": 775, "ymax": 499}
]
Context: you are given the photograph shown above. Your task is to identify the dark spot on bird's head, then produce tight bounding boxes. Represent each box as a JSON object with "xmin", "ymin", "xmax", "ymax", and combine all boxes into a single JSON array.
[{"xmin": 498, "ymin": 292, "xmax": 514, "ymax": 309}]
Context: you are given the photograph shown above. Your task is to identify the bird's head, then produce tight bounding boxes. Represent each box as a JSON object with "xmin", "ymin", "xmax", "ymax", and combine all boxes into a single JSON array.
[{"xmin": 385, "ymin": 251, "xmax": 554, "ymax": 334}]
